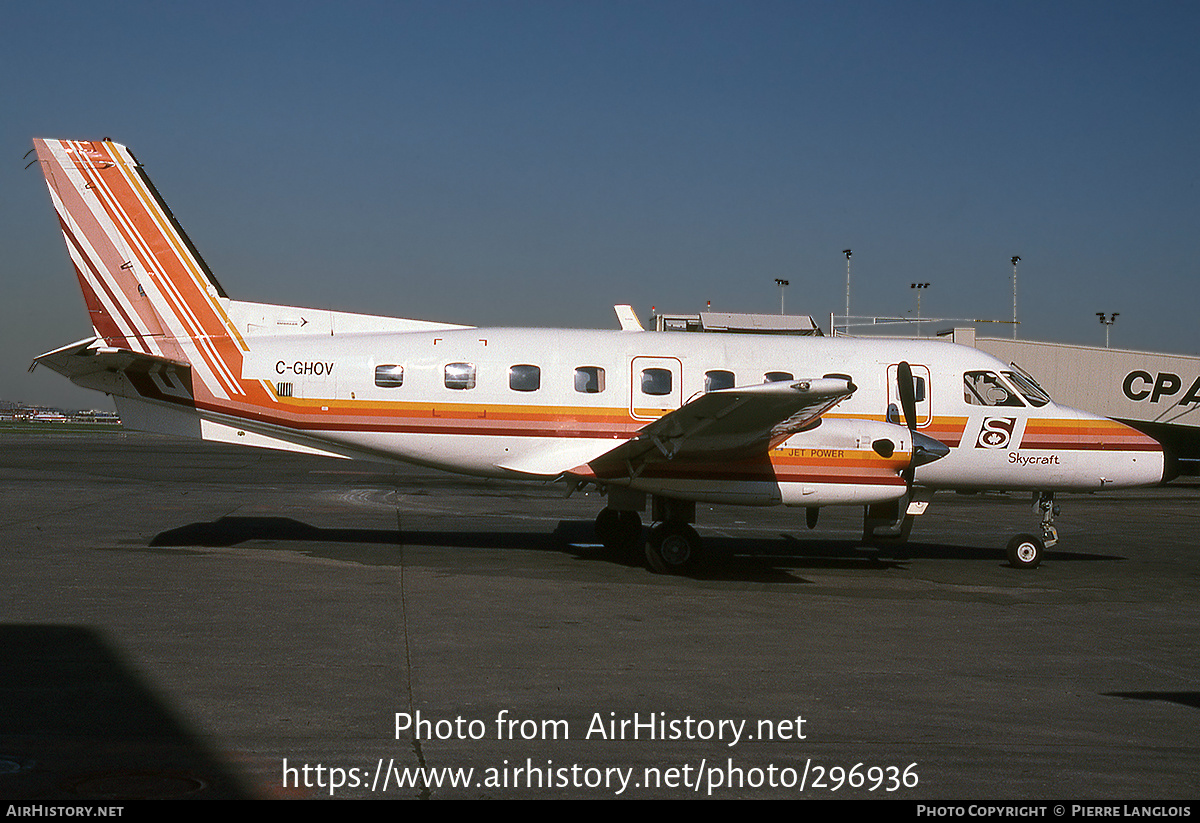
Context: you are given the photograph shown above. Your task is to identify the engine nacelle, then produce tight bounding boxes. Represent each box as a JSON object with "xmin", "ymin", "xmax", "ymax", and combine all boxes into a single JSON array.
[{"xmin": 627, "ymin": 417, "xmax": 914, "ymax": 507}]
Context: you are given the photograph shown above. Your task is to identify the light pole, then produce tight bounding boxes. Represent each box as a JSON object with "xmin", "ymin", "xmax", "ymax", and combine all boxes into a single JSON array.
[
  {"xmin": 1097, "ymin": 312, "xmax": 1118, "ymax": 348},
  {"xmin": 1011, "ymin": 256, "xmax": 1021, "ymax": 339},
  {"xmin": 843, "ymin": 249, "xmax": 852, "ymax": 328},
  {"xmin": 775, "ymin": 279, "xmax": 789, "ymax": 315},
  {"xmin": 911, "ymin": 282, "xmax": 930, "ymax": 336}
]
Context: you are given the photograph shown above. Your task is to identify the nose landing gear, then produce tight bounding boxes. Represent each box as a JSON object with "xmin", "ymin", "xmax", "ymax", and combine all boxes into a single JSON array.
[{"xmin": 1006, "ymin": 492, "xmax": 1059, "ymax": 568}]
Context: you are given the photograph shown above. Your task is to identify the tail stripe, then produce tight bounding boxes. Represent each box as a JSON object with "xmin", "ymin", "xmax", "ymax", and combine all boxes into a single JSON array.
[
  {"xmin": 152, "ymin": 265, "xmax": 245, "ymax": 397},
  {"xmin": 109, "ymin": 146, "xmax": 249, "ymax": 398},
  {"xmin": 59, "ymin": 217, "xmax": 160, "ymax": 354},
  {"xmin": 43, "ymin": 151, "xmax": 167, "ymax": 354},
  {"xmin": 39, "ymin": 139, "xmax": 245, "ymax": 401},
  {"xmin": 73, "ymin": 143, "xmax": 242, "ymax": 399},
  {"xmin": 107, "ymin": 144, "xmax": 246, "ymax": 347}
]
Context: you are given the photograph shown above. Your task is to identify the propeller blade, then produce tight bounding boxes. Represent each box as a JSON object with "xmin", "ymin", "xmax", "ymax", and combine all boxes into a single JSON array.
[
  {"xmin": 897, "ymin": 361, "xmax": 917, "ymax": 433},
  {"xmin": 896, "ymin": 361, "xmax": 919, "ymax": 488}
]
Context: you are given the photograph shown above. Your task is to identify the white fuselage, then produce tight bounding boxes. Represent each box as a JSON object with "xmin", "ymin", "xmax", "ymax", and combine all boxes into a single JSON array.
[{"xmin": 178, "ymin": 317, "xmax": 1162, "ymax": 503}]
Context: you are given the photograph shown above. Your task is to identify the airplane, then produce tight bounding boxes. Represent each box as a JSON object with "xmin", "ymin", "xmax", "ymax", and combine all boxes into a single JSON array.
[{"xmin": 27, "ymin": 138, "xmax": 1167, "ymax": 573}]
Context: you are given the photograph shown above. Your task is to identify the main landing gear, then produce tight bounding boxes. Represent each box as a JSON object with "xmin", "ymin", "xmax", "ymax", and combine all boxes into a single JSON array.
[
  {"xmin": 594, "ymin": 488, "xmax": 1065, "ymax": 573},
  {"xmin": 1005, "ymin": 492, "xmax": 1059, "ymax": 569},
  {"xmin": 592, "ymin": 492, "xmax": 701, "ymax": 575},
  {"xmin": 593, "ymin": 507, "xmax": 643, "ymax": 554}
]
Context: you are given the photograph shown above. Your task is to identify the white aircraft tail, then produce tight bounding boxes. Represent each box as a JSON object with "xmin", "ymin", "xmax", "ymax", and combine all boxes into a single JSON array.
[{"xmin": 32, "ymin": 138, "xmax": 248, "ymax": 404}]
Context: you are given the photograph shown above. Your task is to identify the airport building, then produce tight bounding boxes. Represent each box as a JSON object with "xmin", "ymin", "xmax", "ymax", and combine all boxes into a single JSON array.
[
  {"xmin": 946, "ymin": 328, "xmax": 1200, "ymax": 469},
  {"xmin": 650, "ymin": 311, "xmax": 1200, "ymax": 472}
]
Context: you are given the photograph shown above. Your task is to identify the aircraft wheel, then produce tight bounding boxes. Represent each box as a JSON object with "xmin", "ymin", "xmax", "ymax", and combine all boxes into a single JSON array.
[
  {"xmin": 1006, "ymin": 533, "xmax": 1044, "ymax": 569},
  {"xmin": 645, "ymin": 523, "xmax": 702, "ymax": 575},
  {"xmin": 595, "ymin": 509, "xmax": 643, "ymax": 553},
  {"xmin": 614, "ymin": 511, "xmax": 643, "ymax": 550},
  {"xmin": 594, "ymin": 508, "xmax": 619, "ymax": 544}
]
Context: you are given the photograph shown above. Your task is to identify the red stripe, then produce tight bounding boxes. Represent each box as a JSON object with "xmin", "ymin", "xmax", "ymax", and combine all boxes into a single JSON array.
[{"xmin": 60, "ymin": 218, "xmax": 150, "ymax": 351}]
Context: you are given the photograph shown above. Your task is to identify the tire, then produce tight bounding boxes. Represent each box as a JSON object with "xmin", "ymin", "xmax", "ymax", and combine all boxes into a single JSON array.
[
  {"xmin": 613, "ymin": 511, "xmax": 643, "ymax": 551},
  {"xmin": 594, "ymin": 508, "xmax": 619, "ymax": 544},
  {"xmin": 645, "ymin": 523, "xmax": 702, "ymax": 575},
  {"xmin": 1006, "ymin": 533, "xmax": 1044, "ymax": 569},
  {"xmin": 595, "ymin": 509, "xmax": 642, "ymax": 552}
]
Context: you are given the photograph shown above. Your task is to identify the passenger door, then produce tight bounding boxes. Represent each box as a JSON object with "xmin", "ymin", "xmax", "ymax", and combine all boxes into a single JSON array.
[
  {"xmin": 630, "ymin": 356, "xmax": 683, "ymax": 420},
  {"xmin": 886, "ymin": 362, "xmax": 931, "ymax": 427}
]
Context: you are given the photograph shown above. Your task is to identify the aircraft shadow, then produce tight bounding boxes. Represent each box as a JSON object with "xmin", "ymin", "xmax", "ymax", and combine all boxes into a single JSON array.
[
  {"xmin": 1104, "ymin": 691, "xmax": 1200, "ymax": 710},
  {"xmin": 151, "ymin": 516, "xmax": 403, "ymax": 548},
  {"xmin": 148, "ymin": 516, "xmax": 1124, "ymax": 582},
  {"xmin": 0, "ymin": 625, "xmax": 255, "ymax": 800}
]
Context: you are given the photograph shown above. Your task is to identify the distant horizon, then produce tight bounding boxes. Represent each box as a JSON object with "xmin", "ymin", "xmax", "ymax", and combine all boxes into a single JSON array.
[{"xmin": 1, "ymin": 397, "xmax": 118, "ymax": 414}]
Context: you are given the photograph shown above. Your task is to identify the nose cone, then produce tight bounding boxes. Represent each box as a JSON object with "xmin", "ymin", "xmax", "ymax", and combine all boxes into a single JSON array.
[
  {"xmin": 1096, "ymin": 418, "xmax": 1166, "ymax": 488},
  {"xmin": 1119, "ymin": 421, "xmax": 1173, "ymax": 484},
  {"xmin": 912, "ymin": 431, "xmax": 951, "ymax": 467}
]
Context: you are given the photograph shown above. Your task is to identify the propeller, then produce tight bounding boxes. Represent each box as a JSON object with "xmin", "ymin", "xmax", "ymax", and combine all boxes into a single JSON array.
[
  {"xmin": 895, "ymin": 361, "xmax": 950, "ymax": 488},
  {"xmin": 897, "ymin": 361, "xmax": 918, "ymax": 488}
]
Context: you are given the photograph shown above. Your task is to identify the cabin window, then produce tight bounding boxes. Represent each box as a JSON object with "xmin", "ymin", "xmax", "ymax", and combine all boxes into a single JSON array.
[
  {"xmin": 444, "ymin": 362, "xmax": 477, "ymax": 390},
  {"xmin": 888, "ymin": 376, "xmax": 928, "ymax": 422},
  {"xmin": 509, "ymin": 364, "xmax": 541, "ymax": 392},
  {"xmin": 764, "ymin": 371, "xmax": 793, "ymax": 383},
  {"xmin": 575, "ymin": 366, "xmax": 605, "ymax": 393},
  {"xmin": 374, "ymin": 364, "xmax": 404, "ymax": 388},
  {"xmin": 912, "ymin": 376, "xmax": 927, "ymax": 402},
  {"xmin": 641, "ymin": 368, "xmax": 673, "ymax": 396},
  {"xmin": 964, "ymin": 371, "xmax": 1024, "ymax": 407},
  {"xmin": 704, "ymin": 370, "xmax": 735, "ymax": 392}
]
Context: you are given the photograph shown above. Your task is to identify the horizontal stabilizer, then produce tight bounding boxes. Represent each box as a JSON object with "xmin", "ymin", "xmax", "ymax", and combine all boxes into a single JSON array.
[{"xmin": 32, "ymin": 337, "xmax": 188, "ymax": 379}]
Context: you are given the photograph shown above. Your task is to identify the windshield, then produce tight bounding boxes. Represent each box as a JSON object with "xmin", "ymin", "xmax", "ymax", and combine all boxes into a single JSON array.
[
  {"xmin": 964, "ymin": 371, "xmax": 1024, "ymax": 407},
  {"xmin": 1002, "ymin": 368, "xmax": 1051, "ymax": 407}
]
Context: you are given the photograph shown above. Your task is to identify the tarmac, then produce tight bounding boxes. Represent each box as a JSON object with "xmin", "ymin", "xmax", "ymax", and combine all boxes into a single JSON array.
[{"xmin": 1, "ymin": 430, "xmax": 1198, "ymax": 799}]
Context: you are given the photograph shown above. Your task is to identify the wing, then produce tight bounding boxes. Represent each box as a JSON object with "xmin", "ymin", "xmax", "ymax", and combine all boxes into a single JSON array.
[{"xmin": 583, "ymin": 377, "xmax": 856, "ymax": 479}]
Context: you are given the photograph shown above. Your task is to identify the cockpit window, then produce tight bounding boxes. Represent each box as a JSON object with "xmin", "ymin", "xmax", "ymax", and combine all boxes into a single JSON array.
[
  {"xmin": 964, "ymin": 371, "xmax": 1024, "ymax": 407},
  {"xmin": 1002, "ymin": 369, "xmax": 1051, "ymax": 407}
]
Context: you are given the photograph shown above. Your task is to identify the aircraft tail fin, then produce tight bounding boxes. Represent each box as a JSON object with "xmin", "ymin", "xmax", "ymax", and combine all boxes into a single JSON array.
[{"xmin": 33, "ymin": 138, "xmax": 247, "ymax": 401}]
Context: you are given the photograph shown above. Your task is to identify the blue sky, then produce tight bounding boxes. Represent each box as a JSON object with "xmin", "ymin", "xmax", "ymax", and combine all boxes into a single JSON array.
[{"xmin": 4, "ymin": 1, "xmax": 1198, "ymax": 408}]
